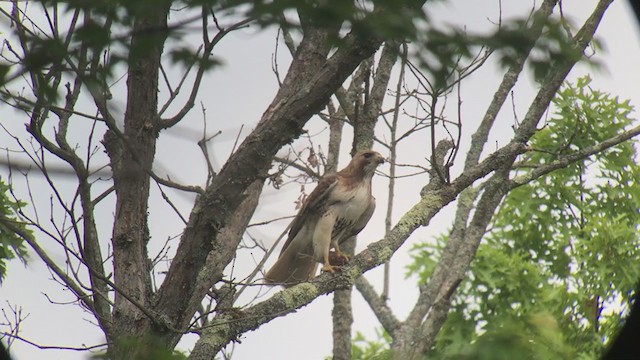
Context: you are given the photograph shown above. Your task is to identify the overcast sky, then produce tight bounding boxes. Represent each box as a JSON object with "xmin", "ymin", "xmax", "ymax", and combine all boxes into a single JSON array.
[{"xmin": 1, "ymin": 1, "xmax": 639, "ymax": 359}]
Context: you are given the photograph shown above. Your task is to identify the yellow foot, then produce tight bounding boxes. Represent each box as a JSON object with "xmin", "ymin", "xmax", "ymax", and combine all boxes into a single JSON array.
[
  {"xmin": 321, "ymin": 263, "xmax": 339, "ymax": 273},
  {"xmin": 336, "ymin": 250, "xmax": 351, "ymax": 262}
]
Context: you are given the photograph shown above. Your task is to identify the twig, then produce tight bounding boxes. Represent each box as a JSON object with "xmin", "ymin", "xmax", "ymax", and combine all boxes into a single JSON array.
[
  {"xmin": 232, "ymin": 221, "xmax": 293, "ymax": 303},
  {"xmin": 230, "ymin": 124, "xmax": 244, "ymax": 157},
  {"xmin": 155, "ymin": 182, "xmax": 188, "ymax": 225},
  {"xmin": 273, "ymin": 156, "xmax": 320, "ymax": 179},
  {"xmin": 1, "ymin": 332, "xmax": 108, "ymax": 351},
  {"xmin": 247, "ymin": 215, "xmax": 295, "ymax": 228},
  {"xmin": 511, "ymin": 123, "xmax": 640, "ymax": 189}
]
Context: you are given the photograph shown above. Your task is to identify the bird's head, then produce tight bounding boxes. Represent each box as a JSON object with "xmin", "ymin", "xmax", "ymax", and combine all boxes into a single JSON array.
[{"xmin": 349, "ymin": 150, "xmax": 385, "ymax": 177}]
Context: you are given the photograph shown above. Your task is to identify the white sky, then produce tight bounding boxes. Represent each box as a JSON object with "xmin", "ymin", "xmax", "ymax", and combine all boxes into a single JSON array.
[{"xmin": 1, "ymin": 1, "xmax": 639, "ymax": 359}]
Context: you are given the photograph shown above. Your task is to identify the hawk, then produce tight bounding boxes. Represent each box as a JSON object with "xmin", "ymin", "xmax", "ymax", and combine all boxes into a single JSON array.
[{"xmin": 265, "ymin": 150, "xmax": 385, "ymax": 286}]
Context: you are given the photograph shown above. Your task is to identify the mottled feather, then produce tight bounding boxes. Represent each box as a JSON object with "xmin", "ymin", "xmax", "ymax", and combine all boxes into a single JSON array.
[{"xmin": 265, "ymin": 150, "xmax": 384, "ymax": 286}]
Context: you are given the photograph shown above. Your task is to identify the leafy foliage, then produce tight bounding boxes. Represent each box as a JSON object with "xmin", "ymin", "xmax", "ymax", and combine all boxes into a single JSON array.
[
  {"xmin": 231, "ymin": 0, "xmax": 583, "ymax": 84},
  {"xmin": 351, "ymin": 330, "xmax": 392, "ymax": 360},
  {"xmin": 355, "ymin": 77, "xmax": 640, "ymax": 358},
  {"xmin": 445, "ymin": 312, "xmax": 576, "ymax": 360},
  {"xmin": 1, "ymin": 0, "xmax": 586, "ymax": 92},
  {"xmin": 0, "ymin": 179, "xmax": 29, "ymax": 283}
]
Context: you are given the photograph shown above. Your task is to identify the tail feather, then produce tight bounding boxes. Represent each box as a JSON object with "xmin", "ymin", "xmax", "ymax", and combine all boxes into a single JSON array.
[{"xmin": 265, "ymin": 247, "xmax": 317, "ymax": 287}]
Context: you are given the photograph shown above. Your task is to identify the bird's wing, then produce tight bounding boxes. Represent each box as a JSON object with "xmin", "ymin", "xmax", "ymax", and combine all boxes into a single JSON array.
[{"xmin": 279, "ymin": 174, "xmax": 339, "ymax": 255}]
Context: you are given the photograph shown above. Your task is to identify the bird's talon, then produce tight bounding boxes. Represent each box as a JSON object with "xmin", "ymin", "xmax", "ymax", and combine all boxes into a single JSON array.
[{"xmin": 321, "ymin": 264, "xmax": 339, "ymax": 273}]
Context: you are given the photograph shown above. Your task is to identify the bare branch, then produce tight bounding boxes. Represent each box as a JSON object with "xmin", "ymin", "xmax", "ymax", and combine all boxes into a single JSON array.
[
  {"xmin": 0, "ymin": 217, "xmax": 96, "ymax": 319},
  {"xmin": 273, "ymin": 155, "xmax": 320, "ymax": 179},
  {"xmin": 2, "ymin": 332, "xmax": 107, "ymax": 352},
  {"xmin": 381, "ymin": 43, "xmax": 407, "ymax": 300},
  {"xmin": 159, "ymin": 17, "xmax": 253, "ymax": 128},
  {"xmin": 355, "ymin": 277, "xmax": 400, "ymax": 336}
]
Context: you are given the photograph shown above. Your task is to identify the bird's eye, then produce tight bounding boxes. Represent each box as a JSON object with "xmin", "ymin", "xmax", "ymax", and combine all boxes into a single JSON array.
[{"xmin": 363, "ymin": 152, "xmax": 373, "ymax": 158}]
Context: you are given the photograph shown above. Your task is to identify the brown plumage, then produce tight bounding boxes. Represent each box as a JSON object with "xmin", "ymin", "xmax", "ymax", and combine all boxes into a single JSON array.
[{"xmin": 264, "ymin": 150, "xmax": 385, "ymax": 287}]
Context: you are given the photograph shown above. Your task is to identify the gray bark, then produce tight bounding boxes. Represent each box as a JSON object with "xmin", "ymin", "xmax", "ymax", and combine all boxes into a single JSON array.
[{"xmin": 102, "ymin": 2, "xmax": 172, "ymax": 357}]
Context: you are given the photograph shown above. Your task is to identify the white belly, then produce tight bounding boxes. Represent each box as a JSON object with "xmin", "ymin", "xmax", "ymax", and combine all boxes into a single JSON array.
[
  {"xmin": 311, "ymin": 181, "xmax": 373, "ymax": 261},
  {"xmin": 331, "ymin": 183, "xmax": 370, "ymax": 221}
]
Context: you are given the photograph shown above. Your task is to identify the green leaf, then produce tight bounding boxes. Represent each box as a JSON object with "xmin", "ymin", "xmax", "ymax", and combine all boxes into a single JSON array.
[
  {"xmin": 404, "ymin": 77, "xmax": 640, "ymax": 357},
  {"xmin": 0, "ymin": 178, "xmax": 29, "ymax": 284}
]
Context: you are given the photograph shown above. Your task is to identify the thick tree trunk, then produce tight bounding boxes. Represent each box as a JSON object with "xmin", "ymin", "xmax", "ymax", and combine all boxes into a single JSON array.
[
  {"xmin": 155, "ymin": 24, "xmax": 352, "ymax": 349},
  {"xmin": 103, "ymin": 2, "xmax": 171, "ymax": 357}
]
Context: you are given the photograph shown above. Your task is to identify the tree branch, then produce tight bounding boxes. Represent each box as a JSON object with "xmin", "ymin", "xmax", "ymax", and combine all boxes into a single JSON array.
[
  {"xmin": 355, "ymin": 277, "xmax": 400, "ymax": 336},
  {"xmin": 159, "ymin": 17, "xmax": 253, "ymax": 128},
  {"xmin": 510, "ymin": 123, "xmax": 640, "ymax": 189},
  {"xmin": 464, "ymin": 0, "xmax": 558, "ymax": 169},
  {"xmin": 187, "ymin": 138, "xmax": 529, "ymax": 357},
  {"xmin": 393, "ymin": 1, "xmax": 613, "ymax": 355},
  {"xmin": 155, "ymin": 21, "xmax": 378, "ymax": 348},
  {"xmin": 0, "ymin": 216, "xmax": 96, "ymax": 321}
]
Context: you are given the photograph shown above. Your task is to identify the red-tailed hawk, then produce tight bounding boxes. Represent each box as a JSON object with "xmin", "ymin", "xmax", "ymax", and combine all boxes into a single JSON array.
[{"xmin": 265, "ymin": 150, "xmax": 385, "ymax": 286}]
